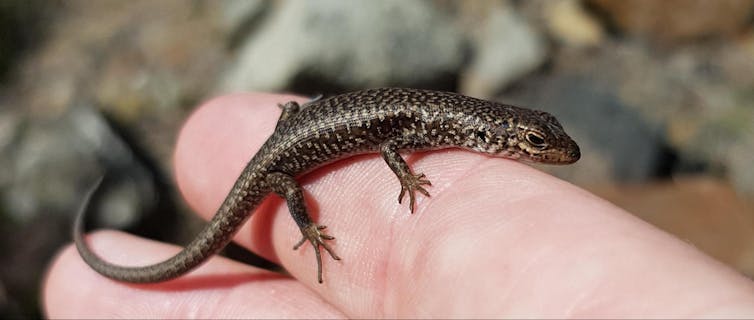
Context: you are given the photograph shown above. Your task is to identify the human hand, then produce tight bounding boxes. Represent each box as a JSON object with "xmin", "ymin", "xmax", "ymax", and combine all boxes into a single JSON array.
[{"xmin": 44, "ymin": 93, "xmax": 754, "ymax": 318}]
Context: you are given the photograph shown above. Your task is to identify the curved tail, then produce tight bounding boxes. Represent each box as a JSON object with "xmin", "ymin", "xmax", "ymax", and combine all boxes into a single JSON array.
[{"xmin": 73, "ymin": 175, "xmax": 249, "ymax": 283}]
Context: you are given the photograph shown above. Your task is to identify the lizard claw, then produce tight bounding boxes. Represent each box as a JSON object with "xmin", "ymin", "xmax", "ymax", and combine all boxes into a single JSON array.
[
  {"xmin": 397, "ymin": 172, "xmax": 432, "ymax": 213},
  {"xmin": 294, "ymin": 224, "xmax": 340, "ymax": 283}
]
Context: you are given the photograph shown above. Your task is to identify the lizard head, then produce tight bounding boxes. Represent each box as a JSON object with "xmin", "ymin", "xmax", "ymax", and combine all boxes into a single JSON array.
[{"xmin": 469, "ymin": 107, "xmax": 580, "ymax": 165}]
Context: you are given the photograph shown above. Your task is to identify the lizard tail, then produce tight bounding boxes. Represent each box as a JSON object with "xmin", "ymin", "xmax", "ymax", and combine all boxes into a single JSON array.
[{"xmin": 72, "ymin": 175, "xmax": 240, "ymax": 283}]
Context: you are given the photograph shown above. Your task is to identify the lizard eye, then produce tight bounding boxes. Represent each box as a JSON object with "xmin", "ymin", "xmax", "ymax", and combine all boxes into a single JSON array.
[{"xmin": 525, "ymin": 131, "xmax": 547, "ymax": 149}]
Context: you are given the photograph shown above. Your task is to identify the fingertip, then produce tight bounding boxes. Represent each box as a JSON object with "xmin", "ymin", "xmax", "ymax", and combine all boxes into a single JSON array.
[
  {"xmin": 42, "ymin": 243, "xmax": 79, "ymax": 317},
  {"xmin": 43, "ymin": 232, "xmax": 122, "ymax": 318}
]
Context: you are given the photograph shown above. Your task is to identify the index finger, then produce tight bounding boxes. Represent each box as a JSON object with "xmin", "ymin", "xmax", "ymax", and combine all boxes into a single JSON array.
[{"xmin": 174, "ymin": 93, "xmax": 754, "ymax": 318}]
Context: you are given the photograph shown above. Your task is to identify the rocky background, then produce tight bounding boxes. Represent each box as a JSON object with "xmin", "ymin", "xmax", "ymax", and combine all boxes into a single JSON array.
[{"xmin": 1, "ymin": 0, "xmax": 753, "ymax": 317}]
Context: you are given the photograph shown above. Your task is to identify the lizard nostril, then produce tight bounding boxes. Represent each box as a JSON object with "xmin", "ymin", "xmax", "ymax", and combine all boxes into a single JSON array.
[{"xmin": 570, "ymin": 147, "xmax": 581, "ymax": 160}]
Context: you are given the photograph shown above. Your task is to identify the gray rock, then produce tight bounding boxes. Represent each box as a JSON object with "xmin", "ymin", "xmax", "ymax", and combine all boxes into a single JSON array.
[
  {"xmin": 686, "ymin": 106, "xmax": 754, "ymax": 195},
  {"xmin": 0, "ymin": 109, "xmax": 21, "ymax": 185},
  {"xmin": 501, "ymin": 38, "xmax": 754, "ymax": 197},
  {"xmin": 459, "ymin": 2, "xmax": 548, "ymax": 98},
  {"xmin": 729, "ymin": 128, "xmax": 754, "ymax": 196},
  {"xmin": 0, "ymin": 105, "xmax": 157, "ymax": 226},
  {"xmin": 219, "ymin": 0, "xmax": 466, "ymax": 92},
  {"xmin": 0, "ymin": 103, "xmax": 174, "ymax": 318},
  {"xmin": 503, "ymin": 74, "xmax": 667, "ymax": 185},
  {"xmin": 215, "ymin": 0, "xmax": 270, "ymax": 49},
  {"xmin": 602, "ymin": 41, "xmax": 754, "ymax": 197},
  {"xmin": 216, "ymin": 0, "xmax": 269, "ymax": 34}
]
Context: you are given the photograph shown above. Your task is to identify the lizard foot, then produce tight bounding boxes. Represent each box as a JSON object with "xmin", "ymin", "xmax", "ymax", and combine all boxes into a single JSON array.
[
  {"xmin": 294, "ymin": 223, "xmax": 340, "ymax": 283},
  {"xmin": 397, "ymin": 172, "xmax": 432, "ymax": 213}
]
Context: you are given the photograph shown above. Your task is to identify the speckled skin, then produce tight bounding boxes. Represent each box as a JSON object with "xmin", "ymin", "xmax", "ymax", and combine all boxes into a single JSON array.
[{"xmin": 74, "ymin": 88, "xmax": 580, "ymax": 284}]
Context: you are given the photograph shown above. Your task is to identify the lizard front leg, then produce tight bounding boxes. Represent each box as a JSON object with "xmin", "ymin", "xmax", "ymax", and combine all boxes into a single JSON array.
[{"xmin": 380, "ymin": 141, "xmax": 432, "ymax": 213}]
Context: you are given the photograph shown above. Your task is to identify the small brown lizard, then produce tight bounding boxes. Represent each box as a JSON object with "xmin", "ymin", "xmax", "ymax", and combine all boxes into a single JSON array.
[{"xmin": 74, "ymin": 88, "xmax": 580, "ymax": 283}]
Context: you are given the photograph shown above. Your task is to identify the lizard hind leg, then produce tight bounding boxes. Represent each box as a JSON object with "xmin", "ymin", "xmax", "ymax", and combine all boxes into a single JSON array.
[
  {"xmin": 380, "ymin": 141, "xmax": 433, "ymax": 213},
  {"xmin": 266, "ymin": 172, "xmax": 340, "ymax": 283},
  {"xmin": 274, "ymin": 94, "xmax": 324, "ymax": 132},
  {"xmin": 294, "ymin": 224, "xmax": 340, "ymax": 283},
  {"xmin": 274, "ymin": 101, "xmax": 301, "ymax": 131},
  {"xmin": 397, "ymin": 172, "xmax": 432, "ymax": 213}
]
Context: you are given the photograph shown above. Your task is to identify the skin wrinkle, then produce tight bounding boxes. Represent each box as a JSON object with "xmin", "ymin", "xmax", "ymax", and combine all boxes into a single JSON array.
[
  {"xmin": 382, "ymin": 152, "xmax": 570, "ymax": 316},
  {"xmin": 559, "ymin": 254, "xmax": 615, "ymax": 317},
  {"xmin": 318, "ymin": 150, "xmax": 502, "ymax": 314},
  {"xmin": 497, "ymin": 231, "xmax": 552, "ymax": 310},
  {"xmin": 385, "ymin": 171, "xmax": 499, "ymax": 316},
  {"xmin": 343, "ymin": 155, "xmax": 408, "ymax": 314},
  {"xmin": 303, "ymin": 156, "xmax": 387, "ymax": 289},
  {"xmin": 380, "ymin": 152, "xmax": 489, "ymax": 316},
  {"xmin": 433, "ymin": 174, "xmax": 588, "ymax": 315},
  {"xmin": 280, "ymin": 155, "xmax": 387, "ymax": 309}
]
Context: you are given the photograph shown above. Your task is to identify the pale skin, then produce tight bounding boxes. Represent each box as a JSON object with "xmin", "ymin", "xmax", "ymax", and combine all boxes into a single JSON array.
[{"xmin": 44, "ymin": 93, "xmax": 754, "ymax": 318}]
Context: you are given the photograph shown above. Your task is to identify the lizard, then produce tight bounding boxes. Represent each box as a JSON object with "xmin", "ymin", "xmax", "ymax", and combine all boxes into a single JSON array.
[{"xmin": 74, "ymin": 87, "xmax": 581, "ymax": 284}]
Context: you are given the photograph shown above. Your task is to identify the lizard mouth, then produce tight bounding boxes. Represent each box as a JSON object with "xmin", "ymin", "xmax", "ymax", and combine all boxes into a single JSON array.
[
  {"xmin": 517, "ymin": 145, "xmax": 580, "ymax": 165},
  {"xmin": 541, "ymin": 144, "xmax": 580, "ymax": 164}
]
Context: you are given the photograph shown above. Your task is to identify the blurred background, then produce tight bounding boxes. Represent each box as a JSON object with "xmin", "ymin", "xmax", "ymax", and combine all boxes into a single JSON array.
[{"xmin": 1, "ymin": 0, "xmax": 754, "ymax": 317}]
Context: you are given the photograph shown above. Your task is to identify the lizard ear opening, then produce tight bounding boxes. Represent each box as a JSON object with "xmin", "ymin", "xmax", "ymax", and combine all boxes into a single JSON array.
[
  {"xmin": 475, "ymin": 130, "xmax": 487, "ymax": 142},
  {"xmin": 501, "ymin": 119, "xmax": 512, "ymax": 129}
]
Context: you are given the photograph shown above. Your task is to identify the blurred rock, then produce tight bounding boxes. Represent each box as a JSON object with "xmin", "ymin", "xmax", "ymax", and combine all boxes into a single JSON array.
[
  {"xmin": 589, "ymin": 0, "xmax": 754, "ymax": 43},
  {"xmin": 590, "ymin": 176, "xmax": 754, "ymax": 277},
  {"xmin": 0, "ymin": 109, "xmax": 20, "ymax": 184},
  {"xmin": 459, "ymin": 1, "xmax": 547, "ymax": 98},
  {"xmin": 728, "ymin": 122, "xmax": 754, "ymax": 197},
  {"xmin": 543, "ymin": 0, "xmax": 605, "ymax": 48},
  {"xmin": 606, "ymin": 39, "xmax": 754, "ymax": 197},
  {"xmin": 15, "ymin": 1, "xmax": 231, "ymax": 161},
  {"xmin": 219, "ymin": 0, "xmax": 465, "ymax": 93},
  {"xmin": 215, "ymin": 0, "xmax": 268, "ymax": 35},
  {"xmin": 215, "ymin": 0, "xmax": 270, "ymax": 50},
  {"xmin": 2, "ymin": 110, "xmax": 99, "ymax": 223},
  {"xmin": 685, "ymin": 105, "xmax": 754, "ymax": 196},
  {"xmin": 503, "ymin": 73, "xmax": 666, "ymax": 185},
  {"xmin": 0, "ymin": 103, "xmax": 178, "ymax": 318},
  {"xmin": 511, "ymin": 39, "xmax": 754, "ymax": 199},
  {"xmin": 0, "ymin": 0, "xmax": 56, "ymax": 83},
  {"xmin": 0, "ymin": 105, "xmax": 159, "ymax": 226}
]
